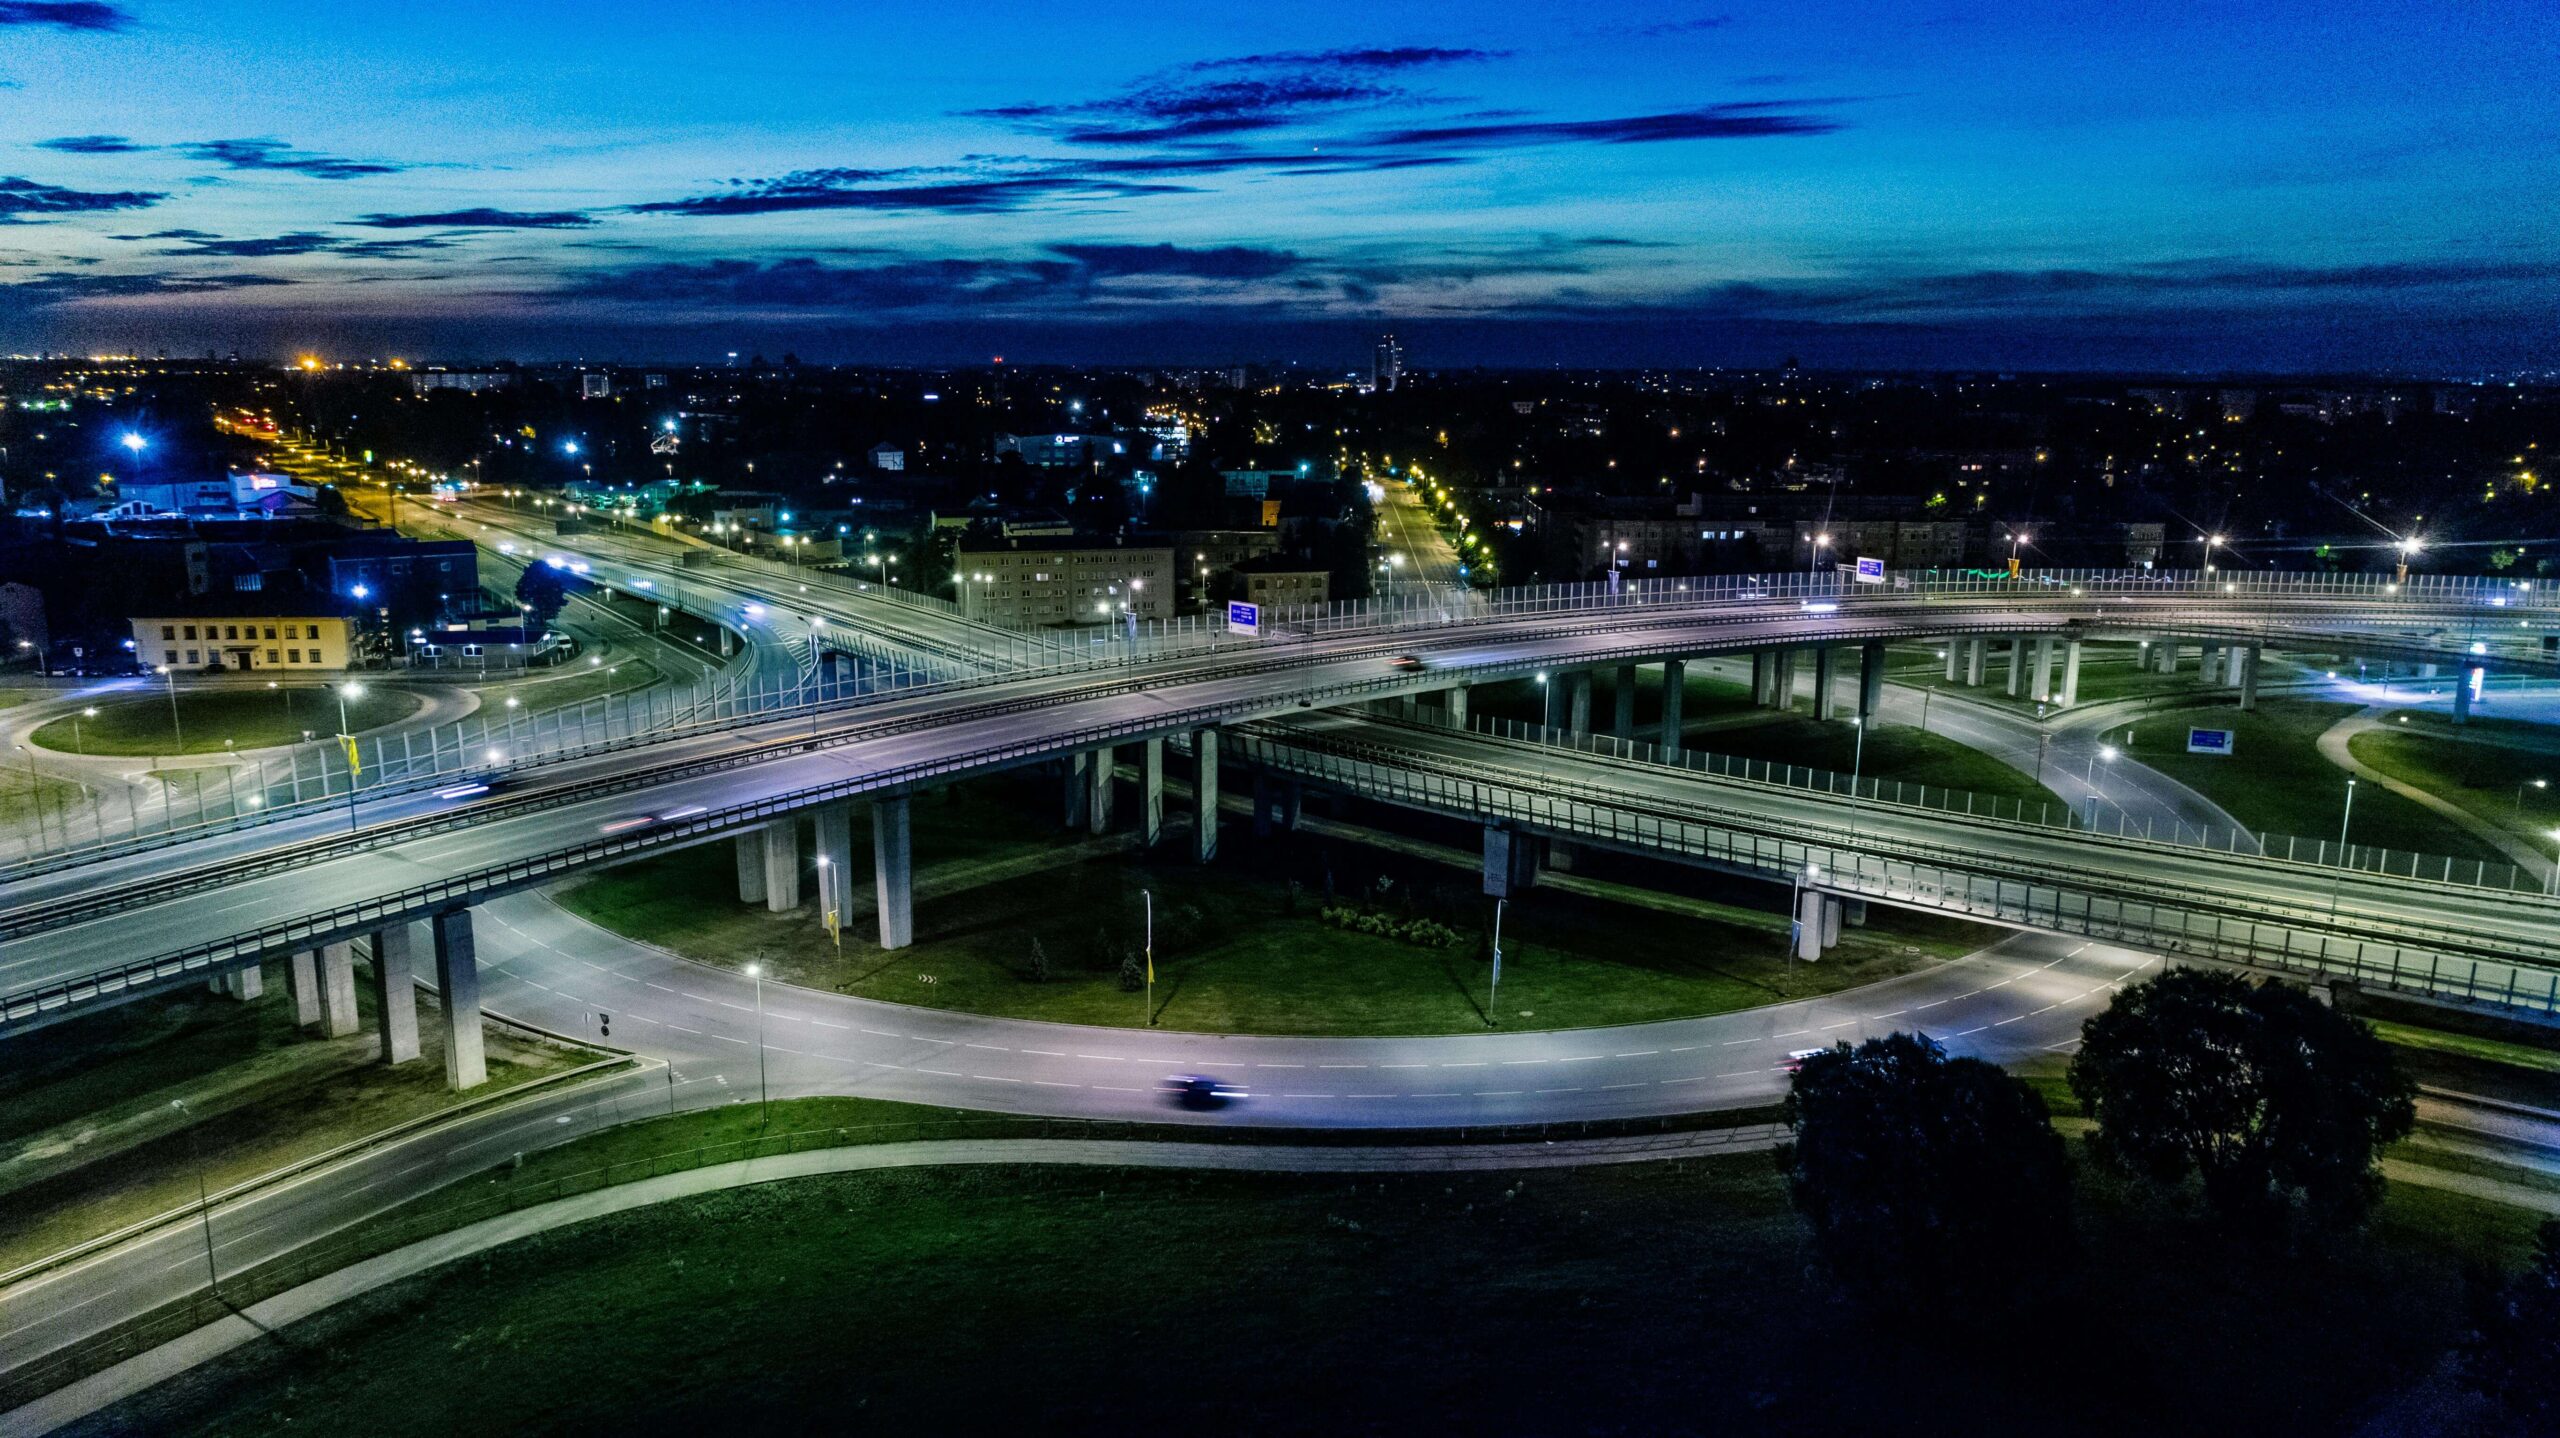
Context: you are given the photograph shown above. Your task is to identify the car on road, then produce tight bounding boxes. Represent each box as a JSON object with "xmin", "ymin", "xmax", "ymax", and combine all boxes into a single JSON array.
[
  {"xmin": 598, "ymin": 803, "xmax": 705, "ymax": 835},
  {"xmin": 432, "ymin": 772, "xmax": 513, "ymax": 802},
  {"xmin": 1164, "ymin": 1074, "xmax": 1246, "ymax": 1110},
  {"xmin": 1388, "ymin": 653, "xmax": 1428, "ymax": 672},
  {"xmin": 1782, "ymin": 1048, "xmax": 1828, "ymax": 1073}
]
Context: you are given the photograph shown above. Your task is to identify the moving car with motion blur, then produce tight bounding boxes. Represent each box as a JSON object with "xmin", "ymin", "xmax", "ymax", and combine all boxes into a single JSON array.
[{"xmin": 1163, "ymin": 1074, "xmax": 1247, "ymax": 1110}]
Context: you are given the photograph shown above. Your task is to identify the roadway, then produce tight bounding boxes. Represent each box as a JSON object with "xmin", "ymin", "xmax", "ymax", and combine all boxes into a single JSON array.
[
  {"xmin": 5, "ymin": 584, "xmax": 2557, "ymax": 1028},
  {"xmin": 1373, "ymin": 475, "xmax": 1466, "ymax": 597}
]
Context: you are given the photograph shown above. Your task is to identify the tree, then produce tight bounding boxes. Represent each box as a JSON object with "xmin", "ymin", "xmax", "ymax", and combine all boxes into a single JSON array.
[
  {"xmin": 1781, "ymin": 1032, "xmax": 2072, "ymax": 1314},
  {"xmin": 514, "ymin": 563, "xmax": 569, "ymax": 633},
  {"xmin": 2468, "ymin": 1219, "xmax": 2560, "ymax": 1425},
  {"xmin": 2069, "ymin": 968, "xmax": 2415, "ymax": 1228}
]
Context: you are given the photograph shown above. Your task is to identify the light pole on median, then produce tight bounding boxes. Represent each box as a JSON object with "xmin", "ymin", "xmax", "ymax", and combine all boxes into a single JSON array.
[
  {"xmin": 2327, "ymin": 777, "xmax": 2358, "ymax": 918},
  {"xmin": 1142, "ymin": 889, "xmax": 1155, "ymax": 1027},
  {"xmin": 2548, "ymin": 829, "xmax": 2560, "ymax": 899},
  {"xmin": 336, "ymin": 681, "xmax": 364, "ymax": 831},
  {"xmin": 2517, "ymin": 778, "xmax": 2547, "ymax": 815},
  {"xmin": 170, "ymin": 1098, "xmax": 221, "ymax": 1300},
  {"xmin": 75, "ymin": 705, "xmax": 95, "ymax": 755},
  {"xmin": 744, "ymin": 959, "xmax": 770, "ymax": 1128},
  {"xmin": 158, "ymin": 664, "xmax": 184, "ymax": 751},
  {"xmin": 1487, "ymin": 896, "xmax": 1504, "ymax": 1027}
]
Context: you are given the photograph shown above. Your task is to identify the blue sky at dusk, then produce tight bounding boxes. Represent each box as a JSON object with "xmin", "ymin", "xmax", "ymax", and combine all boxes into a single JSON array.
[{"xmin": 0, "ymin": 0, "xmax": 2552, "ymax": 370}]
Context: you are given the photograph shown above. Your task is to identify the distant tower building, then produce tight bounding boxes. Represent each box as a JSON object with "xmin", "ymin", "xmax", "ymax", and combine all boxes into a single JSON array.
[
  {"xmin": 1372, "ymin": 334, "xmax": 1404, "ymax": 393},
  {"xmin": 581, "ymin": 371, "xmax": 612, "ymax": 399}
]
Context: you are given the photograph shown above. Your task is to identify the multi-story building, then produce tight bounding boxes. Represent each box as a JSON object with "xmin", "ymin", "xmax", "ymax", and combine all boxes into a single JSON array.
[
  {"xmin": 133, "ymin": 604, "xmax": 351, "ymax": 672},
  {"xmin": 955, "ymin": 536, "xmax": 1174, "ymax": 628},
  {"xmin": 1240, "ymin": 568, "xmax": 1331, "ymax": 613}
]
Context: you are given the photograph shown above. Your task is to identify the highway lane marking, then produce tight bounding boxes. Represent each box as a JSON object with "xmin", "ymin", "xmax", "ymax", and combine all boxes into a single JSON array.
[
  {"xmin": 1283, "ymin": 1093, "xmax": 1336, "ymax": 1099},
  {"xmin": 1438, "ymin": 1061, "xmax": 1485, "ymax": 1068},
  {"xmin": 811, "ymin": 1020, "xmax": 850, "ymax": 1030},
  {"xmin": 1602, "ymin": 1082, "xmax": 1646, "ymax": 1091},
  {"xmin": 1075, "ymin": 1053, "xmax": 1126, "ymax": 1061},
  {"xmin": 917, "ymin": 1068, "xmax": 961, "ymax": 1077},
  {"xmin": 1560, "ymin": 1055, "xmax": 1606, "ymax": 1063},
  {"xmin": 712, "ymin": 1034, "xmax": 750, "ymax": 1046},
  {"xmin": 1473, "ymin": 1090, "xmax": 1524, "ymax": 1097},
  {"xmin": 1820, "ymin": 1020, "xmax": 1857, "ymax": 1030},
  {"xmin": 1030, "ymin": 1080, "xmax": 1077, "ymax": 1088},
  {"xmin": 1319, "ymin": 1063, "xmax": 1369, "ymax": 1070},
  {"xmin": 1411, "ymin": 1092, "xmax": 1463, "ymax": 1098},
  {"xmin": 1378, "ymin": 1062, "xmax": 1431, "ymax": 1069},
  {"xmin": 667, "ymin": 1024, "xmax": 703, "ymax": 1034},
  {"xmin": 1022, "ymin": 1049, "xmax": 1065, "ymax": 1057},
  {"xmin": 1614, "ymin": 1050, "xmax": 1659, "ymax": 1058},
  {"xmin": 1500, "ymin": 1058, "xmax": 1551, "ymax": 1066},
  {"xmin": 972, "ymin": 1074, "xmax": 1023, "ymax": 1084},
  {"xmin": 1535, "ymin": 1086, "xmax": 1585, "ymax": 1095},
  {"xmin": 964, "ymin": 1043, "xmax": 1009, "ymax": 1052},
  {"xmin": 1659, "ymin": 1076, "xmax": 1711, "ymax": 1085}
]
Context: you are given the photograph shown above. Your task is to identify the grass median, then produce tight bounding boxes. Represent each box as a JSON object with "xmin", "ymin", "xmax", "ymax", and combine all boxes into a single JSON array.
[
  {"xmin": 555, "ymin": 778, "xmax": 1989, "ymax": 1036},
  {"xmin": 74, "ymin": 1132, "xmax": 2543, "ymax": 1437},
  {"xmin": 27, "ymin": 685, "xmax": 424, "ymax": 757},
  {"xmin": 2349, "ymin": 710, "xmax": 2560, "ymax": 847}
]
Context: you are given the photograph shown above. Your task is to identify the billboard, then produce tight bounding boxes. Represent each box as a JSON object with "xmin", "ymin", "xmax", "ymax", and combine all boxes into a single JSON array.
[
  {"xmin": 1854, "ymin": 556, "xmax": 1885, "ymax": 584},
  {"xmin": 1227, "ymin": 600, "xmax": 1261, "ymax": 636},
  {"xmin": 2186, "ymin": 727, "xmax": 2235, "ymax": 755}
]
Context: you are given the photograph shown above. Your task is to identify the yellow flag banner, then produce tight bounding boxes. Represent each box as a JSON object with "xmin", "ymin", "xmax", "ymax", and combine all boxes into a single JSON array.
[{"xmin": 338, "ymin": 734, "xmax": 362, "ymax": 777}]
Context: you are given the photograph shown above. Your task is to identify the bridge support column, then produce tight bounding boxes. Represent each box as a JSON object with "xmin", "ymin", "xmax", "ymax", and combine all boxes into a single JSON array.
[
  {"xmin": 1793, "ymin": 888, "xmax": 1826, "ymax": 961},
  {"xmin": 1659, "ymin": 659, "xmax": 1686, "ymax": 757},
  {"xmin": 287, "ymin": 948, "xmax": 325, "ymax": 1031},
  {"xmin": 2456, "ymin": 666, "xmax": 2481, "ymax": 725},
  {"xmin": 1543, "ymin": 674, "xmax": 1568, "ymax": 732},
  {"xmin": 370, "ymin": 922, "xmax": 419, "ymax": 1066},
  {"xmin": 1192, "ymin": 729, "xmax": 1220, "ymax": 864},
  {"xmin": 1821, "ymin": 895, "xmax": 1843, "ymax": 948},
  {"xmin": 1062, "ymin": 751, "xmax": 1091, "ymax": 830},
  {"xmin": 1774, "ymin": 648, "xmax": 1799, "ymax": 710},
  {"xmin": 718, "ymin": 627, "xmax": 735, "ymax": 658},
  {"xmin": 2238, "ymin": 644, "xmax": 2262, "ymax": 712},
  {"xmin": 2031, "ymin": 637, "xmax": 2056, "ymax": 702},
  {"xmin": 1088, "ymin": 744, "xmax": 1116, "ymax": 835},
  {"xmin": 1857, "ymin": 641, "xmax": 1885, "ymax": 723},
  {"xmin": 2156, "ymin": 640, "xmax": 2179, "ymax": 674},
  {"xmin": 1612, "ymin": 664, "xmax": 1637, "ymax": 741},
  {"xmin": 1483, "ymin": 824, "xmax": 1538, "ymax": 898},
  {"xmin": 432, "ymin": 908, "xmax": 486, "ymax": 1092},
  {"xmin": 319, "ymin": 941, "xmax": 359, "ymax": 1038},
  {"xmin": 1138, "ymin": 737, "xmax": 1165, "ymax": 848},
  {"xmin": 1814, "ymin": 647, "xmax": 1839, "ymax": 721},
  {"xmin": 1445, "ymin": 683, "xmax": 1469, "ymax": 725},
  {"xmin": 761, "ymin": 818, "xmax": 801, "ymax": 912},
  {"xmin": 1845, "ymin": 898, "xmax": 1869, "ymax": 927},
  {"xmin": 1566, "ymin": 670, "xmax": 1593, "ymax": 738},
  {"xmin": 2057, "ymin": 640, "xmax": 2083, "ymax": 707},
  {"xmin": 1751, "ymin": 652, "xmax": 1773, "ymax": 707},
  {"xmin": 873, "ymin": 795, "xmax": 913, "ymax": 950},
  {"xmin": 213, "ymin": 964, "xmax": 264, "ymax": 1001},
  {"xmin": 1943, "ymin": 643, "xmax": 1961, "ymax": 682},
  {"xmin": 814, "ymin": 805, "xmax": 855, "ymax": 931},
  {"xmin": 1963, "ymin": 637, "xmax": 1987, "ymax": 687},
  {"xmin": 2004, "ymin": 638, "xmax": 2027, "ymax": 698},
  {"xmin": 734, "ymin": 833, "xmax": 766, "ymax": 904},
  {"xmin": 2200, "ymin": 642, "xmax": 2226, "ymax": 686}
]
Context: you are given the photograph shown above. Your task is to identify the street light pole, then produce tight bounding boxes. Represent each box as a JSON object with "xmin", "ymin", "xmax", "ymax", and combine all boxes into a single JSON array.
[
  {"xmin": 1487, "ymin": 897, "xmax": 1504, "ymax": 1027},
  {"xmin": 337, "ymin": 681, "xmax": 364, "ymax": 832},
  {"xmin": 744, "ymin": 959, "xmax": 769, "ymax": 1128},
  {"xmin": 170, "ymin": 1098, "xmax": 221, "ymax": 1300},
  {"xmin": 1142, "ymin": 889, "xmax": 1155, "ymax": 1027},
  {"xmin": 2327, "ymin": 777, "xmax": 2358, "ymax": 918},
  {"xmin": 160, "ymin": 665, "xmax": 184, "ymax": 751}
]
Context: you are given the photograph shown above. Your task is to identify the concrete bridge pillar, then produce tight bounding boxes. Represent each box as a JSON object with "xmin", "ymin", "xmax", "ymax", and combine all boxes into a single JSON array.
[
  {"xmin": 1751, "ymin": 651, "xmax": 1775, "ymax": 707},
  {"xmin": 1566, "ymin": 670, "xmax": 1593, "ymax": 738},
  {"xmin": 212, "ymin": 963, "xmax": 264, "ymax": 1001},
  {"xmin": 718, "ymin": 627, "xmax": 735, "ymax": 658},
  {"xmin": 2004, "ymin": 637, "xmax": 2028, "ymax": 698},
  {"xmin": 2031, "ymin": 637, "xmax": 2056, "ymax": 702},
  {"xmin": 319, "ymin": 941, "xmax": 359, "ymax": 1038},
  {"xmin": 734, "ymin": 833, "xmax": 766, "ymax": 904},
  {"xmin": 2057, "ymin": 640, "xmax": 2084, "ymax": 707},
  {"xmin": 1814, "ymin": 647, "xmax": 1839, "ymax": 721},
  {"xmin": 432, "ymin": 908, "xmax": 486, "ymax": 1091},
  {"xmin": 1445, "ymin": 683, "xmax": 1469, "ymax": 725},
  {"xmin": 873, "ymin": 795, "xmax": 913, "ymax": 950},
  {"xmin": 369, "ymin": 922, "xmax": 420, "ymax": 1065},
  {"xmin": 1482, "ymin": 824, "xmax": 1539, "ymax": 898},
  {"xmin": 1857, "ymin": 641, "xmax": 1886, "ymax": 723},
  {"xmin": 1963, "ymin": 637, "xmax": 1988, "ymax": 687},
  {"xmin": 1543, "ymin": 674, "xmax": 1569, "ymax": 732},
  {"xmin": 2456, "ymin": 665, "xmax": 2482, "ymax": 725},
  {"xmin": 1943, "ymin": 643, "xmax": 1961, "ymax": 682},
  {"xmin": 1659, "ymin": 659, "xmax": 1686, "ymax": 757},
  {"xmin": 761, "ymin": 817, "xmax": 802, "ymax": 912},
  {"xmin": 1612, "ymin": 664, "xmax": 1638, "ymax": 740},
  {"xmin": 814, "ymin": 805, "xmax": 855, "ymax": 929},
  {"xmin": 2156, "ymin": 640, "xmax": 2180, "ymax": 675},
  {"xmin": 1793, "ymin": 887, "xmax": 1827, "ymax": 961},
  {"xmin": 1192, "ymin": 729, "xmax": 1221, "ymax": 864},
  {"xmin": 287, "ymin": 947, "xmax": 324, "ymax": 1030},
  {"xmin": 1820, "ymin": 895, "xmax": 1843, "ymax": 949},
  {"xmin": 2237, "ymin": 645, "xmax": 2263, "ymax": 713},
  {"xmin": 1773, "ymin": 648, "xmax": 1800, "ymax": 710},
  {"xmin": 1088, "ymin": 743, "xmax": 1116, "ymax": 835},
  {"xmin": 1139, "ymin": 737, "xmax": 1165, "ymax": 848},
  {"xmin": 2200, "ymin": 642, "xmax": 2226, "ymax": 686},
  {"xmin": 1062, "ymin": 750, "xmax": 1091, "ymax": 830}
]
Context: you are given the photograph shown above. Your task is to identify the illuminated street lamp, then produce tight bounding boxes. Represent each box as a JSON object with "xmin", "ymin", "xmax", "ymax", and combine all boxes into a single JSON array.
[{"xmin": 2396, "ymin": 536, "xmax": 2424, "ymax": 583}]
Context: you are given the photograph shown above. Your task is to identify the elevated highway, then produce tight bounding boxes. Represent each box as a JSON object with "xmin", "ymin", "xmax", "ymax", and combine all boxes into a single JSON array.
[{"xmin": 4, "ymin": 571, "xmax": 2556, "ymax": 1055}]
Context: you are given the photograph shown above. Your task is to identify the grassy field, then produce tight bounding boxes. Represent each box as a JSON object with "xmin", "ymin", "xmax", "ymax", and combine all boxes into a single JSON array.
[
  {"xmin": 2349, "ymin": 710, "xmax": 2560, "ymax": 845},
  {"xmin": 557, "ymin": 782, "xmax": 1985, "ymax": 1035},
  {"xmin": 0, "ymin": 763, "xmax": 88, "ymax": 833},
  {"xmin": 79, "ymin": 1139, "xmax": 2543, "ymax": 1437},
  {"xmin": 0, "ymin": 960, "xmax": 589, "ymax": 1273},
  {"xmin": 2110, "ymin": 697, "xmax": 2506, "ymax": 859},
  {"xmin": 468, "ymin": 654, "xmax": 666, "ymax": 720},
  {"xmin": 26, "ymin": 685, "xmax": 425, "ymax": 756}
]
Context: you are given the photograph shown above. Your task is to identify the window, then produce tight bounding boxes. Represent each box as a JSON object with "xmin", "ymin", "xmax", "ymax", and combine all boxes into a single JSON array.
[
  {"xmin": 224, "ymin": 625, "xmax": 239, "ymax": 641},
  {"xmin": 287, "ymin": 649, "xmax": 301, "ymax": 664},
  {"xmin": 264, "ymin": 626, "xmax": 277, "ymax": 640},
  {"xmin": 160, "ymin": 624, "xmax": 175, "ymax": 640},
  {"xmin": 182, "ymin": 625, "xmax": 197, "ymax": 641},
  {"xmin": 164, "ymin": 649, "xmax": 178, "ymax": 664},
  {"xmin": 309, "ymin": 646, "xmax": 326, "ymax": 665},
  {"xmin": 185, "ymin": 649, "xmax": 199, "ymax": 665},
  {"xmin": 266, "ymin": 649, "xmax": 280, "ymax": 665},
  {"xmin": 282, "ymin": 624, "xmax": 298, "ymax": 640}
]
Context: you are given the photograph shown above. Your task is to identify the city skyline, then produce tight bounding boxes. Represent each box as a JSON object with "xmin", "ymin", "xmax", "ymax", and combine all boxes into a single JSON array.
[{"xmin": 0, "ymin": 0, "xmax": 2553, "ymax": 371}]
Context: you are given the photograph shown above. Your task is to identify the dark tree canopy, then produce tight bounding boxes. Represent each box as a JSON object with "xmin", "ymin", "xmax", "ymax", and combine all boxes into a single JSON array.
[
  {"xmin": 1782, "ymin": 1031, "xmax": 2072, "ymax": 1313},
  {"xmin": 2469, "ymin": 1219, "xmax": 2560, "ymax": 1425},
  {"xmin": 2068, "ymin": 968, "xmax": 2415, "ymax": 1228},
  {"xmin": 513, "ymin": 563, "xmax": 570, "ymax": 632}
]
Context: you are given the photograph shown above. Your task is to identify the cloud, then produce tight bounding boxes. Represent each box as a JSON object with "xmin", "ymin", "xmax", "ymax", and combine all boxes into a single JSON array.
[
  {"xmin": 36, "ymin": 134, "xmax": 144, "ymax": 153},
  {"xmin": 630, "ymin": 168, "xmax": 1185, "ymax": 217},
  {"xmin": 145, "ymin": 228, "xmax": 459, "ymax": 261},
  {"xmin": 1047, "ymin": 242, "xmax": 1302, "ymax": 279},
  {"xmin": 354, "ymin": 207, "xmax": 594, "ymax": 229},
  {"xmin": 1366, "ymin": 103, "xmax": 1841, "ymax": 149},
  {"xmin": 177, "ymin": 138, "xmax": 402, "ymax": 180},
  {"xmin": 0, "ymin": 175, "xmax": 161, "ymax": 220},
  {"xmin": 1634, "ymin": 14, "xmax": 1735, "ymax": 37},
  {"xmin": 0, "ymin": 3, "xmax": 130, "ymax": 30},
  {"xmin": 1, "ymin": 270, "xmax": 294, "ymax": 308},
  {"xmin": 110, "ymin": 226, "xmax": 214, "ymax": 239},
  {"xmin": 970, "ymin": 44, "xmax": 1500, "ymax": 146}
]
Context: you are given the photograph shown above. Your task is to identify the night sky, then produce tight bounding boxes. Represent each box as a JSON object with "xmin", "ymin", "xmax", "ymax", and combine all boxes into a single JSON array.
[{"xmin": 2, "ymin": 0, "xmax": 2553, "ymax": 370}]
